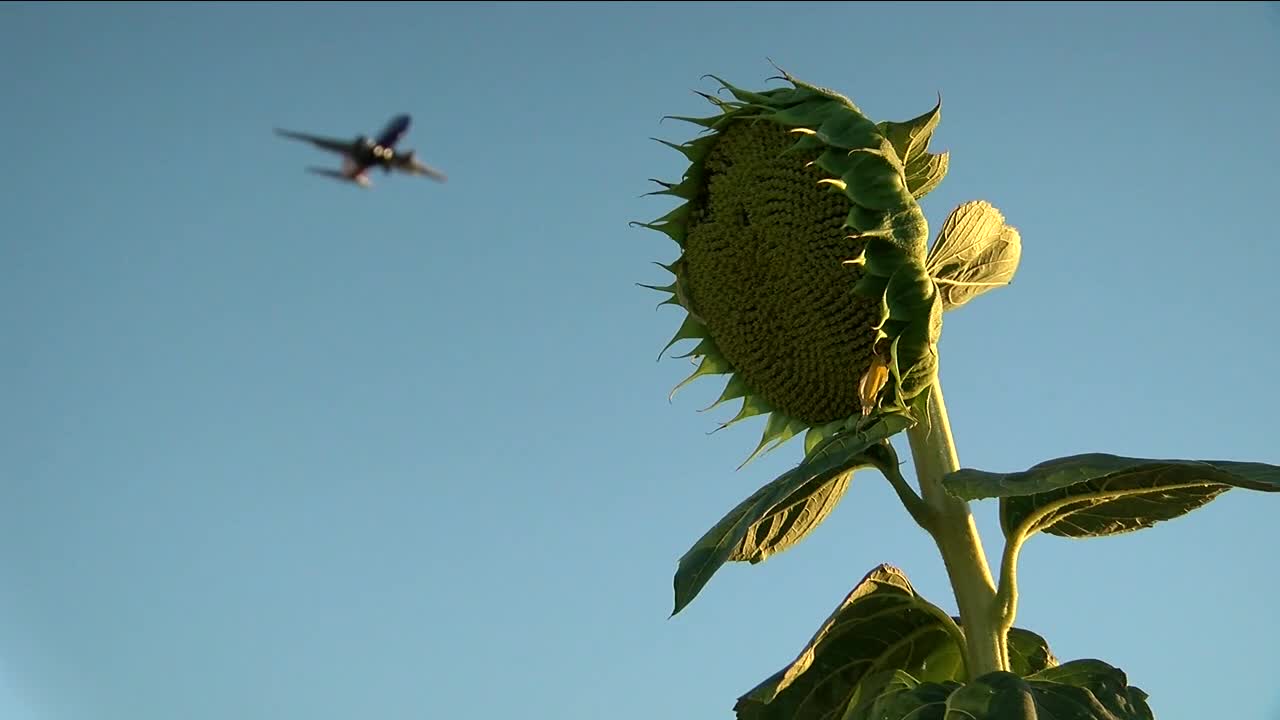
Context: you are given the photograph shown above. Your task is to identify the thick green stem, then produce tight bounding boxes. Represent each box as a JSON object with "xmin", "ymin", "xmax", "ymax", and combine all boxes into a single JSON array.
[{"xmin": 905, "ymin": 376, "xmax": 1007, "ymax": 679}]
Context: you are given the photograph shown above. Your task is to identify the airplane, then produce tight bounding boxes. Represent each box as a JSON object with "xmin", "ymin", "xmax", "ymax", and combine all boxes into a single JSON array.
[{"xmin": 273, "ymin": 113, "xmax": 447, "ymax": 188}]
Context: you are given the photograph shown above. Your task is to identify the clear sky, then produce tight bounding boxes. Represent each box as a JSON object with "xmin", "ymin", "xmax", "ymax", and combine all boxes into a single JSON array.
[{"xmin": 2, "ymin": 2, "xmax": 1278, "ymax": 720}]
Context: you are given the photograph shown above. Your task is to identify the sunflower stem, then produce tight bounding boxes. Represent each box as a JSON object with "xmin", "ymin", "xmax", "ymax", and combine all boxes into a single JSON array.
[{"xmin": 905, "ymin": 375, "xmax": 1007, "ymax": 679}]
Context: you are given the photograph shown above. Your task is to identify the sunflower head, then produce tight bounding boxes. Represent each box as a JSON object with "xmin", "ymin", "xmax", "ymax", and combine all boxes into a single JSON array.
[{"xmin": 637, "ymin": 68, "xmax": 953, "ymax": 464}]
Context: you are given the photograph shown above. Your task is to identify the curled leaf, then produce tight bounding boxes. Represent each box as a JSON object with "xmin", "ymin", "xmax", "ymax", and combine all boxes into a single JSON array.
[{"xmin": 925, "ymin": 200, "xmax": 1022, "ymax": 311}]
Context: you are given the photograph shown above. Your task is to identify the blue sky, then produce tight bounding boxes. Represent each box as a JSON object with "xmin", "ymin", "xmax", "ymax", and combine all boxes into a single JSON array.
[{"xmin": 2, "ymin": 2, "xmax": 1278, "ymax": 719}]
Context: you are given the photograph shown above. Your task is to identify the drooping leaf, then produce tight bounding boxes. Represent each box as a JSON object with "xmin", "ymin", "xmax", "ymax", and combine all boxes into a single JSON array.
[
  {"xmin": 730, "ymin": 470, "xmax": 853, "ymax": 565},
  {"xmin": 924, "ymin": 200, "xmax": 1022, "ymax": 312},
  {"xmin": 671, "ymin": 414, "xmax": 913, "ymax": 616},
  {"xmin": 941, "ymin": 453, "xmax": 1280, "ymax": 539},
  {"xmin": 844, "ymin": 661, "xmax": 1152, "ymax": 720},
  {"xmin": 671, "ymin": 481, "xmax": 782, "ymax": 618},
  {"xmin": 734, "ymin": 564, "xmax": 963, "ymax": 720}
]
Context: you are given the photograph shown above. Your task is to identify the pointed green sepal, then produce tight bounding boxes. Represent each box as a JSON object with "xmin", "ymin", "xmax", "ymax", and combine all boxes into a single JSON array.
[
  {"xmin": 700, "ymin": 374, "xmax": 752, "ymax": 413},
  {"xmin": 739, "ymin": 413, "xmax": 810, "ymax": 469},
  {"xmin": 653, "ymin": 132, "xmax": 716, "ymax": 164},
  {"xmin": 630, "ymin": 220, "xmax": 685, "ymax": 247},
  {"xmin": 661, "ymin": 113, "xmax": 721, "ymax": 129},
  {"xmin": 657, "ymin": 313, "xmax": 707, "ymax": 360},
  {"xmin": 670, "ymin": 352, "xmax": 734, "ymax": 400},
  {"xmin": 692, "ymin": 89, "xmax": 744, "ymax": 112},
  {"xmin": 671, "ymin": 336, "xmax": 718, "ymax": 361},
  {"xmin": 636, "ymin": 281, "xmax": 676, "ymax": 294},
  {"xmin": 714, "ymin": 393, "xmax": 775, "ymax": 433},
  {"xmin": 703, "ymin": 74, "xmax": 776, "ymax": 105},
  {"xmin": 877, "ymin": 96, "xmax": 942, "ymax": 164}
]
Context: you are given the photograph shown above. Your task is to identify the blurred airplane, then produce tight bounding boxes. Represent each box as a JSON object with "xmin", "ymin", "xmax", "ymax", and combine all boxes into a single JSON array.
[{"xmin": 273, "ymin": 114, "xmax": 447, "ymax": 188}]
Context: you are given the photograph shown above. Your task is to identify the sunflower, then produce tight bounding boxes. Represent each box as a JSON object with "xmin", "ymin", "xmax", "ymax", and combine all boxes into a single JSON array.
[{"xmin": 638, "ymin": 67, "xmax": 951, "ymax": 465}]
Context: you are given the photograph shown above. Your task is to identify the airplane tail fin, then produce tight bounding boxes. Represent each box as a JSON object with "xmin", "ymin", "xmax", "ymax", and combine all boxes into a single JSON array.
[
  {"xmin": 414, "ymin": 163, "xmax": 450, "ymax": 183},
  {"xmin": 392, "ymin": 150, "xmax": 447, "ymax": 183},
  {"xmin": 404, "ymin": 159, "xmax": 448, "ymax": 183}
]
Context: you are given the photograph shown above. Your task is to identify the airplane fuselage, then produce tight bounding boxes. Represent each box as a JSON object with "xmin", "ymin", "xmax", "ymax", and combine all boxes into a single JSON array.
[
  {"xmin": 275, "ymin": 113, "xmax": 446, "ymax": 188},
  {"xmin": 349, "ymin": 136, "xmax": 398, "ymax": 171}
]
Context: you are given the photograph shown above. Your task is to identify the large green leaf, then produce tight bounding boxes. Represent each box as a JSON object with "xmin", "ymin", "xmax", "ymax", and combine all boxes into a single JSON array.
[
  {"xmin": 1028, "ymin": 661, "xmax": 1154, "ymax": 720},
  {"xmin": 914, "ymin": 625, "xmax": 1058, "ymax": 683},
  {"xmin": 672, "ymin": 414, "xmax": 913, "ymax": 616},
  {"xmin": 734, "ymin": 564, "xmax": 963, "ymax": 720},
  {"xmin": 734, "ymin": 564, "xmax": 1066, "ymax": 720},
  {"xmin": 941, "ymin": 453, "xmax": 1280, "ymax": 539},
  {"xmin": 924, "ymin": 200, "xmax": 1022, "ymax": 312},
  {"xmin": 841, "ymin": 671, "xmax": 953, "ymax": 720},
  {"xmin": 844, "ymin": 661, "xmax": 1152, "ymax": 720}
]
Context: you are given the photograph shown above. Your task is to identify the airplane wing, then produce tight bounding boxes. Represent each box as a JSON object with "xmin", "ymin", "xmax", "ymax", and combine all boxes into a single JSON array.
[
  {"xmin": 306, "ymin": 167, "xmax": 371, "ymax": 188},
  {"xmin": 274, "ymin": 128, "xmax": 355, "ymax": 156},
  {"xmin": 375, "ymin": 114, "xmax": 412, "ymax": 148}
]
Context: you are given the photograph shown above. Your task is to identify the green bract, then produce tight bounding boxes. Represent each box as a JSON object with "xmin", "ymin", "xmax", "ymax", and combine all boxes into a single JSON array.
[{"xmin": 638, "ymin": 68, "xmax": 953, "ymax": 463}]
